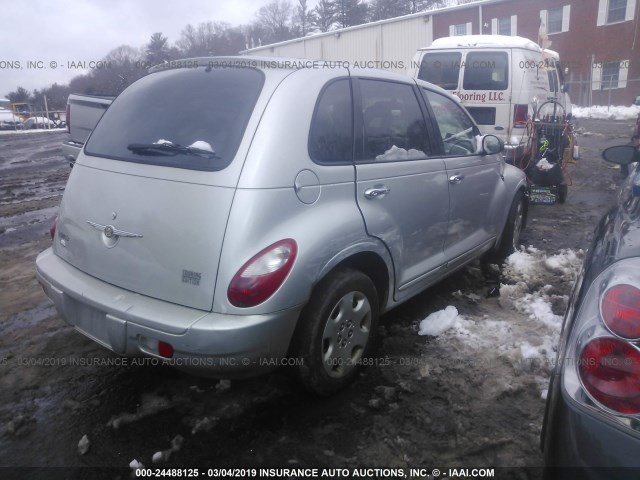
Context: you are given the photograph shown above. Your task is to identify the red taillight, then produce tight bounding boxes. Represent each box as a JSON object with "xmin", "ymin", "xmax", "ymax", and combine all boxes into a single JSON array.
[
  {"xmin": 601, "ymin": 284, "xmax": 640, "ymax": 340},
  {"xmin": 49, "ymin": 217, "xmax": 57, "ymax": 240},
  {"xmin": 227, "ymin": 239, "xmax": 297, "ymax": 308},
  {"xmin": 65, "ymin": 104, "xmax": 70, "ymax": 134},
  {"xmin": 579, "ymin": 337, "xmax": 640, "ymax": 414},
  {"xmin": 158, "ymin": 341, "xmax": 174, "ymax": 358},
  {"xmin": 513, "ymin": 104, "xmax": 528, "ymax": 127}
]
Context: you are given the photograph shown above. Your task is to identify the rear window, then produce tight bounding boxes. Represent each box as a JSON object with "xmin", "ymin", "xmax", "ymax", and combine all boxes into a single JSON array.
[
  {"xmin": 462, "ymin": 52, "xmax": 508, "ymax": 91},
  {"xmin": 418, "ymin": 52, "xmax": 461, "ymax": 90},
  {"xmin": 85, "ymin": 67, "xmax": 264, "ymax": 171}
]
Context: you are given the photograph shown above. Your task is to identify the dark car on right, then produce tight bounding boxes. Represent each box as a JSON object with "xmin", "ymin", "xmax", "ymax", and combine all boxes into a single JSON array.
[{"xmin": 541, "ymin": 145, "xmax": 640, "ymax": 479}]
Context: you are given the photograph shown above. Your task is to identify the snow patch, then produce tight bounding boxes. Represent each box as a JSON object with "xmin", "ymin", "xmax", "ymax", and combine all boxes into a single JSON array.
[
  {"xmin": 572, "ymin": 104, "xmax": 640, "ymax": 120},
  {"xmin": 418, "ymin": 306, "xmax": 460, "ymax": 336},
  {"xmin": 536, "ymin": 158, "xmax": 554, "ymax": 171},
  {"xmin": 376, "ymin": 145, "xmax": 426, "ymax": 161},
  {"xmin": 77, "ymin": 434, "xmax": 90, "ymax": 455},
  {"xmin": 189, "ymin": 140, "xmax": 214, "ymax": 152},
  {"xmin": 107, "ymin": 393, "xmax": 173, "ymax": 429}
]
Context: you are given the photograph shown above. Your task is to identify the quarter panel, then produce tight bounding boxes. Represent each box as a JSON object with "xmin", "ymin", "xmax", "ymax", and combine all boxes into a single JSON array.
[{"xmin": 214, "ymin": 182, "xmax": 369, "ymax": 314}]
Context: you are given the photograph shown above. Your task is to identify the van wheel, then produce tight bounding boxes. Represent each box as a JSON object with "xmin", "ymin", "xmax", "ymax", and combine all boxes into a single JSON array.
[
  {"xmin": 493, "ymin": 191, "xmax": 525, "ymax": 261},
  {"xmin": 291, "ymin": 268, "xmax": 379, "ymax": 396}
]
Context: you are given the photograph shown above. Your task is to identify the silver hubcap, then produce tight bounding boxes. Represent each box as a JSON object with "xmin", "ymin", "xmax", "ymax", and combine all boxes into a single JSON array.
[
  {"xmin": 321, "ymin": 291, "xmax": 372, "ymax": 378},
  {"xmin": 512, "ymin": 201, "xmax": 523, "ymax": 251}
]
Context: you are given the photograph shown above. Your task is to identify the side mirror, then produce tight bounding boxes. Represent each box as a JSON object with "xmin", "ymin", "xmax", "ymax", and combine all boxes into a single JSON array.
[
  {"xmin": 602, "ymin": 145, "xmax": 639, "ymax": 165},
  {"xmin": 482, "ymin": 135, "xmax": 504, "ymax": 155}
]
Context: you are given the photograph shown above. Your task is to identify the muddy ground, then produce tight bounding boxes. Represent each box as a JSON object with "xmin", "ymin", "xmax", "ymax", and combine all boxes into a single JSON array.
[{"xmin": 0, "ymin": 119, "xmax": 634, "ymax": 478}]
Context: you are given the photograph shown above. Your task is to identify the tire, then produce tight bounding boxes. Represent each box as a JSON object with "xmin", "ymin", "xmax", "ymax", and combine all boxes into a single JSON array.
[
  {"xmin": 493, "ymin": 191, "xmax": 525, "ymax": 261},
  {"xmin": 291, "ymin": 267, "xmax": 379, "ymax": 396},
  {"xmin": 557, "ymin": 183, "xmax": 568, "ymax": 204}
]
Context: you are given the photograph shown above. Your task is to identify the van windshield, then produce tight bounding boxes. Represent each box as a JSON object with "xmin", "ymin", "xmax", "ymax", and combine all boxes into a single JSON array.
[
  {"xmin": 462, "ymin": 52, "xmax": 508, "ymax": 91},
  {"xmin": 85, "ymin": 66, "xmax": 264, "ymax": 171},
  {"xmin": 418, "ymin": 52, "xmax": 461, "ymax": 90}
]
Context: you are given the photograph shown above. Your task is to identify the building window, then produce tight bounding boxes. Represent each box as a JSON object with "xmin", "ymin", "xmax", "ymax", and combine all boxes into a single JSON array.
[
  {"xmin": 598, "ymin": 0, "xmax": 636, "ymax": 25},
  {"xmin": 602, "ymin": 61, "xmax": 621, "ymax": 89},
  {"xmin": 541, "ymin": 6, "xmax": 570, "ymax": 34},
  {"xmin": 491, "ymin": 15, "xmax": 517, "ymax": 35},
  {"xmin": 608, "ymin": 0, "xmax": 627, "ymax": 23},
  {"xmin": 547, "ymin": 7, "xmax": 564, "ymax": 33},
  {"xmin": 449, "ymin": 22, "xmax": 472, "ymax": 36},
  {"xmin": 498, "ymin": 17, "xmax": 511, "ymax": 35},
  {"xmin": 454, "ymin": 23, "xmax": 469, "ymax": 35},
  {"xmin": 592, "ymin": 59, "xmax": 630, "ymax": 90}
]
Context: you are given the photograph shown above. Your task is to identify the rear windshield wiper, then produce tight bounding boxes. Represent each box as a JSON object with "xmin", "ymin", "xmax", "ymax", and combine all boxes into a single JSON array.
[{"xmin": 127, "ymin": 142, "xmax": 219, "ymax": 159}]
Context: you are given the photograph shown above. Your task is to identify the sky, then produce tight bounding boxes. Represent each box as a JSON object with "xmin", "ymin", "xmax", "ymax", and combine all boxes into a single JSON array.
[{"xmin": 0, "ymin": 0, "xmax": 278, "ymax": 98}]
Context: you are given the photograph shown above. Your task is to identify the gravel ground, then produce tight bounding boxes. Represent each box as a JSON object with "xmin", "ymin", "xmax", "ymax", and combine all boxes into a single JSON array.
[{"xmin": 0, "ymin": 119, "xmax": 634, "ymax": 478}]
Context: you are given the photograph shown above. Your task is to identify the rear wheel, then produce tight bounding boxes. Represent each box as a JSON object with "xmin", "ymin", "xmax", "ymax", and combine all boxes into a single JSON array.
[
  {"xmin": 291, "ymin": 267, "xmax": 379, "ymax": 396},
  {"xmin": 493, "ymin": 191, "xmax": 525, "ymax": 261}
]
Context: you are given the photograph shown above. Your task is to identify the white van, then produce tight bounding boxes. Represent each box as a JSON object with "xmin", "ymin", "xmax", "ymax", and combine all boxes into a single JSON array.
[{"xmin": 412, "ymin": 35, "xmax": 571, "ymax": 162}]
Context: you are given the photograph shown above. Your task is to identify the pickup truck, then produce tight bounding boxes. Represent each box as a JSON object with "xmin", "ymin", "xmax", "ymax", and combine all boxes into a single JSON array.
[{"xmin": 62, "ymin": 93, "xmax": 114, "ymax": 161}]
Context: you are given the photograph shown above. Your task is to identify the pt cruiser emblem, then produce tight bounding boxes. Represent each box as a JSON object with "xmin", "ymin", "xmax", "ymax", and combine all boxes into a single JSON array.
[{"xmin": 87, "ymin": 221, "xmax": 143, "ymax": 238}]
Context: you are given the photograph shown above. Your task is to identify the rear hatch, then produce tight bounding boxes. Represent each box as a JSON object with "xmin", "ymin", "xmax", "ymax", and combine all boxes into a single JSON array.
[{"xmin": 54, "ymin": 65, "xmax": 266, "ymax": 311}]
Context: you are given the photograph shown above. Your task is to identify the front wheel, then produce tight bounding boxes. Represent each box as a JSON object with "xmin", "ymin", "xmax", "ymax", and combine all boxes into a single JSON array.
[
  {"xmin": 291, "ymin": 267, "xmax": 379, "ymax": 396},
  {"xmin": 493, "ymin": 191, "xmax": 525, "ymax": 261}
]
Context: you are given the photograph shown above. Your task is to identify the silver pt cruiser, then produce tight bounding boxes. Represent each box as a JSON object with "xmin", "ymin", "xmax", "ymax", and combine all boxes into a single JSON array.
[{"xmin": 36, "ymin": 57, "xmax": 527, "ymax": 395}]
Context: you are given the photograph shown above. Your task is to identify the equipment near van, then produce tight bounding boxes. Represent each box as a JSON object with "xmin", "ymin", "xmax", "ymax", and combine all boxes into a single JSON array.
[
  {"xmin": 413, "ymin": 35, "xmax": 575, "ymax": 206},
  {"xmin": 516, "ymin": 99, "xmax": 575, "ymax": 204}
]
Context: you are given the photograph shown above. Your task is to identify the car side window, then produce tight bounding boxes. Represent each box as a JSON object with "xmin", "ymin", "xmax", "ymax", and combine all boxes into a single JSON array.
[
  {"xmin": 359, "ymin": 79, "xmax": 431, "ymax": 162},
  {"xmin": 309, "ymin": 79, "xmax": 353, "ymax": 164},
  {"xmin": 423, "ymin": 89, "xmax": 478, "ymax": 156}
]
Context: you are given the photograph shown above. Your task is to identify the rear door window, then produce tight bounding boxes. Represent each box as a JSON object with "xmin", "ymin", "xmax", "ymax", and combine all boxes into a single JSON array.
[
  {"xmin": 462, "ymin": 51, "xmax": 508, "ymax": 91},
  {"xmin": 309, "ymin": 79, "xmax": 353, "ymax": 164},
  {"xmin": 418, "ymin": 52, "xmax": 462, "ymax": 90},
  {"xmin": 85, "ymin": 66, "xmax": 264, "ymax": 171},
  {"xmin": 358, "ymin": 79, "xmax": 431, "ymax": 162}
]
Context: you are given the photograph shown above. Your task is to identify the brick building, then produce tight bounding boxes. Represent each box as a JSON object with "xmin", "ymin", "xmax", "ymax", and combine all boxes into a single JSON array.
[{"xmin": 244, "ymin": 0, "xmax": 640, "ymax": 105}]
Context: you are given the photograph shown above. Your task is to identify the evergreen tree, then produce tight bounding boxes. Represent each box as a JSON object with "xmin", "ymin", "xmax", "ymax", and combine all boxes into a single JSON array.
[
  {"xmin": 146, "ymin": 32, "xmax": 171, "ymax": 66},
  {"xmin": 313, "ymin": 0, "xmax": 337, "ymax": 32},
  {"xmin": 335, "ymin": 0, "xmax": 368, "ymax": 28}
]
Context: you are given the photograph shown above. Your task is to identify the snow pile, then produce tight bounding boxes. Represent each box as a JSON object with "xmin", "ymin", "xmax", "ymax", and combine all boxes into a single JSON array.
[
  {"xmin": 0, "ymin": 127, "xmax": 65, "ymax": 136},
  {"xmin": 418, "ymin": 306, "xmax": 460, "ymax": 336},
  {"xmin": 572, "ymin": 104, "xmax": 640, "ymax": 120},
  {"xmin": 419, "ymin": 247, "xmax": 583, "ymax": 377},
  {"xmin": 376, "ymin": 145, "xmax": 425, "ymax": 161}
]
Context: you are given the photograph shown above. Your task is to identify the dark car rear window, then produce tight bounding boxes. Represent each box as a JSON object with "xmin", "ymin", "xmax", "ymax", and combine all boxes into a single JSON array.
[{"xmin": 85, "ymin": 66, "xmax": 264, "ymax": 171}]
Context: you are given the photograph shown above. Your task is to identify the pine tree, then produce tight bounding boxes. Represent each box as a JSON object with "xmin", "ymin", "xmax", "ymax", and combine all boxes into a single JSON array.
[{"xmin": 313, "ymin": 0, "xmax": 337, "ymax": 32}]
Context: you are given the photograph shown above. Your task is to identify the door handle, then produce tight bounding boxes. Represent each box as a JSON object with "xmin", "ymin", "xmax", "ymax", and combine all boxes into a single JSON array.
[
  {"xmin": 364, "ymin": 186, "xmax": 390, "ymax": 199},
  {"xmin": 449, "ymin": 175, "xmax": 464, "ymax": 185}
]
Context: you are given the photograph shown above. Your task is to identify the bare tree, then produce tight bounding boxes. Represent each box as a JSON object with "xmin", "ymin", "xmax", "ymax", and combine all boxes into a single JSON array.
[{"xmin": 255, "ymin": 0, "xmax": 295, "ymax": 43}]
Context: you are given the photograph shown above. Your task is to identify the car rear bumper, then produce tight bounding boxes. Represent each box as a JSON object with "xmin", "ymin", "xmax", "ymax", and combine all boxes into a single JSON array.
[
  {"xmin": 62, "ymin": 140, "xmax": 83, "ymax": 161},
  {"xmin": 542, "ymin": 372, "xmax": 640, "ymax": 479},
  {"xmin": 35, "ymin": 248, "xmax": 302, "ymax": 377}
]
